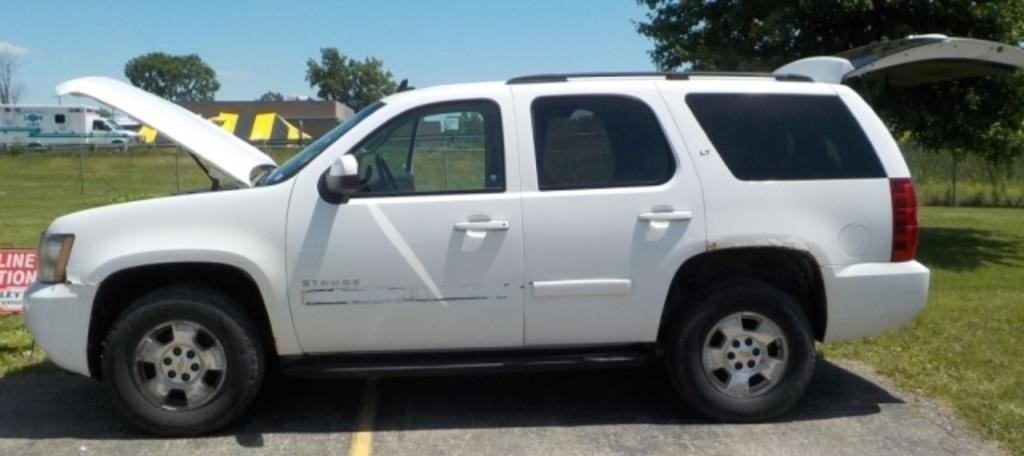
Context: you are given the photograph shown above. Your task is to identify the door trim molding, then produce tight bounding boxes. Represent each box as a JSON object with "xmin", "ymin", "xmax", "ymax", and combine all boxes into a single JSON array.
[{"xmin": 531, "ymin": 279, "xmax": 632, "ymax": 298}]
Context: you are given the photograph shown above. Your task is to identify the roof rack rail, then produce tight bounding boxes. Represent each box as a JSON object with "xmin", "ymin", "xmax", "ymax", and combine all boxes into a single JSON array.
[{"xmin": 506, "ymin": 71, "xmax": 813, "ymax": 84}]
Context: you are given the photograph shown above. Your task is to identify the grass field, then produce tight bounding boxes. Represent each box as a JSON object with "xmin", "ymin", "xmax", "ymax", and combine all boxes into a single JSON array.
[
  {"xmin": 825, "ymin": 206, "xmax": 1024, "ymax": 453},
  {"xmin": 1, "ymin": 148, "xmax": 1023, "ymax": 452},
  {"xmin": 0, "ymin": 147, "xmax": 297, "ymax": 247},
  {"xmin": 0, "ymin": 314, "xmax": 44, "ymax": 377}
]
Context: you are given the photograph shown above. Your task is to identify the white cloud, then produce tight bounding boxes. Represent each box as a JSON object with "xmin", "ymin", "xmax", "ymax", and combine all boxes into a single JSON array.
[{"xmin": 0, "ymin": 41, "xmax": 28, "ymax": 55}]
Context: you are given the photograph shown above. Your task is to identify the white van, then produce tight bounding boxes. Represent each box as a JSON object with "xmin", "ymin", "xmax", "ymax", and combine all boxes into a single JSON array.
[{"xmin": 0, "ymin": 105, "xmax": 140, "ymax": 148}]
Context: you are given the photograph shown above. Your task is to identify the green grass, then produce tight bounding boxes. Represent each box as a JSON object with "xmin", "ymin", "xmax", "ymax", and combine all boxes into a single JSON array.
[
  {"xmin": 0, "ymin": 315, "xmax": 45, "ymax": 376},
  {"xmin": 0, "ymin": 147, "xmax": 297, "ymax": 247},
  {"xmin": 825, "ymin": 206, "xmax": 1024, "ymax": 453}
]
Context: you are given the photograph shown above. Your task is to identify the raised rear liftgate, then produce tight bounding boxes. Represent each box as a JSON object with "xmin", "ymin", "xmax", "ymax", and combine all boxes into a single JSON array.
[{"xmin": 774, "ymin": 34, "xmax": 1024, "ymax": 86}]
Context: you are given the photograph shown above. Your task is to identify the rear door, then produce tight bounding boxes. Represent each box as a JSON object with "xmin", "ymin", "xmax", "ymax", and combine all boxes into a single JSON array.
[
  {"xmin": 511, "ymin": 81, "xmax": 706, "ymax": 346},
  {"xmin": 775, "ymin": 35, "xmax": 1024, "ymax": 85}
]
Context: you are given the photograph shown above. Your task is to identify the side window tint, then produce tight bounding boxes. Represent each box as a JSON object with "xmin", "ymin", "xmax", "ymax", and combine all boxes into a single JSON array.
[
  {"xmin": 531, "ymin": 95, "xmax": 675, "ymax": 190},
  {"xmin": 685, "ymin": 93, "xmax": 885, "ymax": 180},
  {"xmin": 55, "ymin": 114, "xmax": 66, "ymax": 124},
  {"xmin": 351, "ymin": 101, "xmax": 504, "ymax": 196}
]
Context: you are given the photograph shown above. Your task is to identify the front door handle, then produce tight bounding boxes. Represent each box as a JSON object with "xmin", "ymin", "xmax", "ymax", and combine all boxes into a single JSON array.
[
  {"xmin": 637, "ymin": 210, "xmax": 693, "ymax": 222},
  {"xmin": 453, "ymin": 220, "xmax": 511, "ymax": 231}
]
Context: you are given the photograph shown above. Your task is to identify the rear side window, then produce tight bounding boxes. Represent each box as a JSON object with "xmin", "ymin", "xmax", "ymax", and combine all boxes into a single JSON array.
[
  {"xmin": 686, "ymin": 93, "xmax": 885, "ymax": 180},
  {"xmin": 531, "ymin": 95, "xmax": 675, "ymax": 190}
]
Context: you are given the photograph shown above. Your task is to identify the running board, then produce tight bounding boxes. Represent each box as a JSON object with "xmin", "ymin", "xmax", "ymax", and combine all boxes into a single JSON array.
[{"xmin": 281, "ymin": 344, "xmax": 657, "ymax": 379}]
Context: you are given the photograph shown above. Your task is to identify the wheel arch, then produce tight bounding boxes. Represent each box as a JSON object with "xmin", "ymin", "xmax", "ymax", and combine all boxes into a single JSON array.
[
  {"xmin": 87, "ymin": 262, "xmax": 278, "ymax": 380},
  {"xmin": 659, "ymin": 246, "xmax": 827, "ymax": 343}
]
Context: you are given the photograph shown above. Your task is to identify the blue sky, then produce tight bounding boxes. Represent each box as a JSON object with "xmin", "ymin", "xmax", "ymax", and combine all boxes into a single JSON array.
[{"xmin": 2, "ymin": 0, "xmax": 657, "ymax": 105}]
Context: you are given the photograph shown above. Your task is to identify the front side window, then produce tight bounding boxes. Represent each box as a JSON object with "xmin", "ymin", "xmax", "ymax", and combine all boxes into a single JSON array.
[
  {"xmin": 351, "ymin": 100, "xmax": 504, "ymax": 196},
  {"xmin": 92, "ymin": 120, "xmax": 110, "ymax": 131},
  {"xmin": 531, "ymin": 95, "xmax": 675, "ymax": 190}
]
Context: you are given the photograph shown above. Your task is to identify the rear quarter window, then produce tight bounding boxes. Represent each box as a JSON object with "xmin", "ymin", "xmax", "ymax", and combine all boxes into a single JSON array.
[{"xmin": 686, "ymin": 93, "xmax": 885, "ymax": 180}]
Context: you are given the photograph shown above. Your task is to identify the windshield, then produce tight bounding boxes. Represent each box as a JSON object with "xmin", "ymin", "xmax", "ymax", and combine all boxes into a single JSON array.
[{"xmin": 257, "ymin": 101, "xmax": 384, "ymax": 186}]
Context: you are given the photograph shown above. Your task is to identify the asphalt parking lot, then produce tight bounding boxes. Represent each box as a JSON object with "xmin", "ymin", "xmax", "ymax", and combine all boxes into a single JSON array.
[{"xmin": 0, "ymin": 360, "xmax": 1000, "ymax": 456}]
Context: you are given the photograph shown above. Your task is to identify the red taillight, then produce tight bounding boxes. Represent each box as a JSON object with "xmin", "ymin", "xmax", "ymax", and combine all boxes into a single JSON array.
[{"xmin": 890, "ymin": 178, "xmax": 918, "ymax": 262}]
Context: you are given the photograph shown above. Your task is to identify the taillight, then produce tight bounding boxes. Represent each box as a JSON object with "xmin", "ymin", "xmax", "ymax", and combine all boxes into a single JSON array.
[{"xmin": 890, "ymin": 178, "xmax": 918, "ymax": 262}]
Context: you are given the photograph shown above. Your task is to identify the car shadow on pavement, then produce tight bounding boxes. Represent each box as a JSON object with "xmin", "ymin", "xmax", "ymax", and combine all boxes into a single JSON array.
[{"xmin": 0, "ymin": 360, "xmax": 901, "ymax": 442}]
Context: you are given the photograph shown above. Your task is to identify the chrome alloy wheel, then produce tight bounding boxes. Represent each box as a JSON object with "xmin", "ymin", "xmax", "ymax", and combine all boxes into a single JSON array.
[
  {"xmin": 132, "ymin": 321, "xmax": 227, "ymax": 410},
  {"xmin": 702, "ymin": 312, "xmax": 787, "ymax": 399}
]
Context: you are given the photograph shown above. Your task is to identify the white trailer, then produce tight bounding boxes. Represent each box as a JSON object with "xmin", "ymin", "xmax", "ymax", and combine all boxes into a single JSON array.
[{"xmin": 0, "ymin": 105, "xmax": 140, "ymax": 148}]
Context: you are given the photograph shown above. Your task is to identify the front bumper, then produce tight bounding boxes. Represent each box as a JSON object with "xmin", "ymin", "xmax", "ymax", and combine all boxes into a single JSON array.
[
  {"xmin": 821, "ymin": 261, "xmax": 930, "ymax": 342},
  {"xmin": 23, "ymin": 282, "xmax": 95, "ymax": 377}
]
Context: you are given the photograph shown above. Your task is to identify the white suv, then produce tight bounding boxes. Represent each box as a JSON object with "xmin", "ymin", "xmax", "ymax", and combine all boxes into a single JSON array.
[{"xmin": 31, "ymin": 45, "xmax": 994, "ymax": 434}]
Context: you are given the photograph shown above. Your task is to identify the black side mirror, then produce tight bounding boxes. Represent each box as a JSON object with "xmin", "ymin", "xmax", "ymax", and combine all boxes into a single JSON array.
[{"xmin": 319, "ymin": 155, "xmax": 360, "ymax": 204}]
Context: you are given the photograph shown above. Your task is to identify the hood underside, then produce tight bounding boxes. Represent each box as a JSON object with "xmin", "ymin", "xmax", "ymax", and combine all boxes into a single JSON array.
[{"xmin": 56, "ymin": 77, "xmax": 276, "ymax": 187}]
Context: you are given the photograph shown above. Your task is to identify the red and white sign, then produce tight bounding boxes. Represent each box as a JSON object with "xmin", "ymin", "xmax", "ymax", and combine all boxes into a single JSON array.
[{"xmin": 0, "ymin": 249, "xmax": 36, "ymax": 314}]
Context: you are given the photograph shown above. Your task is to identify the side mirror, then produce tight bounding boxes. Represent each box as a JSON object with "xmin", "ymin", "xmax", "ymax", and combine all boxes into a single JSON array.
[{"xmin": 319, "ymin": 155, "xmax": 360, "ymax": 204}]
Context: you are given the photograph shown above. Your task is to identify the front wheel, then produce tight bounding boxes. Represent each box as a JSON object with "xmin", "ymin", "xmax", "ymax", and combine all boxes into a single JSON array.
[
  {"xmin": 665, "ymin": 279, "xmax": 816, "ymax": 422},
  {"xmin": 102, "ymin": 285, "xmax": 265, "ymax": 436}
]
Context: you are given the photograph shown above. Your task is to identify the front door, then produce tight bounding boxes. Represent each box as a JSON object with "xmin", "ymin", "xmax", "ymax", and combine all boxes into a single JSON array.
[{"xmin": 287, "ymin": 98, "xmax": 524, "ymax": 353}]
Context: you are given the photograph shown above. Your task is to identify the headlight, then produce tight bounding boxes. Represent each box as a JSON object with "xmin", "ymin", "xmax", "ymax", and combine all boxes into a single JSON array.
[{"xmin": 37, "ymin": 233, "xmax": 75, "ymax": 284}]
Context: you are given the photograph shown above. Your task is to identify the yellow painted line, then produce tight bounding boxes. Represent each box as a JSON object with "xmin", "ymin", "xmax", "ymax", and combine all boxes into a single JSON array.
[{"xmin": 348, "ymin": 380, "xmax": 378, "ymax": 456}]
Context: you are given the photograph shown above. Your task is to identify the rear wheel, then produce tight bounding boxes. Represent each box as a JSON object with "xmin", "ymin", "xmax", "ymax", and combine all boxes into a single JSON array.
[
  {"xmin": 665, "ymin": 279, "xmax": 815, "ymax": 422},
  {"xmin": 102, "ymin": 285, "xmax": 265, "ymax": 436}
]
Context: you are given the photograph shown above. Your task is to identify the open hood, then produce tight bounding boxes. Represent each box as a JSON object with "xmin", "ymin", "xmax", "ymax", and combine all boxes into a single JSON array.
[
  {"xmin": 56, "ymin": 77, "xmax": 276, "ymax": 188},
  {"xmin": 774, "ymin": 34, "xmax": 1024, "ymax": 86}
]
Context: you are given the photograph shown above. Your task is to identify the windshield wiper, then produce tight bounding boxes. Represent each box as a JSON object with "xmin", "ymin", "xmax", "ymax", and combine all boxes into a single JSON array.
[{"xmin": 251, "ymin": 164, "xmax": 277, "ymax": 187}]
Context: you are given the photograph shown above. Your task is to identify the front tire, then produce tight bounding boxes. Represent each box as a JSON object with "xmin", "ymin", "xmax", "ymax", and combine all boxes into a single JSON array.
[
  {"xmin": 666, "ymin": 279, "xmax": 816, "ymax": 422},
  {"xmin": 102, "ymin": 285, "xmax": 265, "ymax": 436}
]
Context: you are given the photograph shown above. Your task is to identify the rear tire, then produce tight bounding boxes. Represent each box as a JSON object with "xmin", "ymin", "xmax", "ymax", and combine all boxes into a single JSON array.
[
  {"xmin": 665, "ymin": 279, "xmax": 815, "ymax": 422},
  {"xmin": 101, "ymin": 285, "xmax": 265, "ymax": 436}
]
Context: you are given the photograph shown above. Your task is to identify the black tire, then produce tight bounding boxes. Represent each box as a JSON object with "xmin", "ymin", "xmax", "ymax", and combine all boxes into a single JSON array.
[
  {"xmin": 102, "ymin": 285, "xmax": 265, "ymax": 436},
  {"xmin": 665, "ymin": 279, "xmax": 815, "ymax": 422}
]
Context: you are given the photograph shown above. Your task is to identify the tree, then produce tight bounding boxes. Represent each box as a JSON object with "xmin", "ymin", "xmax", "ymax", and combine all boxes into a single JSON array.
[
  {"xmin": 0, "ymin": 53, "xmax": 24, "ymax": 104},
  {"xmin": 124, "ymin": 52, "xmax": 220, "ymax": 101},
  {"xmin": 257, "ymin": 91, "xmax": 284, "ymax": 102},
  {"xmin": 305, "ymin": 48, "xmax": 397, "ymax": 111},
  {"xmin": 636, "ymin": 1, "xmax": 1024, "ymax": 72},
  {"xmin": 636, "ymin": 0, "xmax": 1024, "ymax": 201}
]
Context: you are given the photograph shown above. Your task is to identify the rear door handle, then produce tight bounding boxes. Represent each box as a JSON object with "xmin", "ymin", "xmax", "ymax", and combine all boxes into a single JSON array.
[
  {"xmin": 453, "ymin": 220, "xmax": 511, "ymax": 231},
  {"xmin": 637, "ymin": 210, "xmax": 693, "ymax": 222}
]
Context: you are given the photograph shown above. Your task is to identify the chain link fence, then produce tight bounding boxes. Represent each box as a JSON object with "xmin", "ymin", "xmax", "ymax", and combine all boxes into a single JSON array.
[
  {"xmin": 902, "ymin": 143, "xmax": 1024, "ymax": 207},
  {"xmin": 2, "ymin": 141, "xmax": 1023, "ymax": 247}
]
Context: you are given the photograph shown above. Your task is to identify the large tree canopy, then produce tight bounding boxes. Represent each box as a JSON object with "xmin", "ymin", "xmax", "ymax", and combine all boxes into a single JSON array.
[
  {"xmin": 636, "ymin": 0, "xmax": 1024, "ymax": 72},
  {"xmin": 636, "ymin": 0, "xmax": 1024, "ymax": 164},
  {"xmin": 305, "ymin": 48, "xmax": 397, "ymax": 111},
  {"xmin": 124, "ymin": 52, "xmax": 220, "ymax": 102}
]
